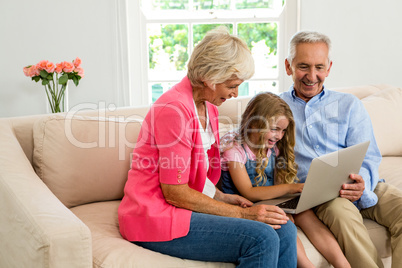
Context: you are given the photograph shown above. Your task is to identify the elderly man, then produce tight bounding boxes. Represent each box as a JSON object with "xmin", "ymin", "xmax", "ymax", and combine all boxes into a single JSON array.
[{"xmin": 280, "ymin": 30, "xmax": 402, "ymax": 268}]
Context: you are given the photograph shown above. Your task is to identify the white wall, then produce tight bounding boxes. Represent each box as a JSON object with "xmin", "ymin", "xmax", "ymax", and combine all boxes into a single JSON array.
[
  {"xmin": 292, "ymin": 0, "xmax": 402, "ymax": 90},
  {"xmin": 1, "ymin": 0, "xmax": 402, "ymax": 117},
  {"xmin": 0, "ymin": 0, "xmax": 129, "ymax": 117}
]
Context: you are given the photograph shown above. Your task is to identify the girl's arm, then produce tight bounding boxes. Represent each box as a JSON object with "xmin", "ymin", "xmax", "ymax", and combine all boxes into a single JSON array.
[
  {"xmin": 214, "ymin": 187, "xmax": 250, "ymax": 208},
  {"xmin": 227, "ymin": 161, "xmax": 303, "ymax": 202},
  {"xmin": 161, "ymin": 183, "xmax": 289, "ymax": 229}
]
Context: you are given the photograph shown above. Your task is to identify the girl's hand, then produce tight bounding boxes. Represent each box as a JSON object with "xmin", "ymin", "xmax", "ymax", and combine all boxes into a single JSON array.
[
  {"xmin": 214, "ymin": 188, "xmax": 253, "ymax": 208},
  {"xmin": 225, "ymin": 193, "xmax": 253, "ymax": 208},
  {"xmin": 287, "ymin": 213, "xmax": 295, "ymax": 223},
  {"xmin": 288, "ymin": 183, "xmax": 304, "ymax": 194}
]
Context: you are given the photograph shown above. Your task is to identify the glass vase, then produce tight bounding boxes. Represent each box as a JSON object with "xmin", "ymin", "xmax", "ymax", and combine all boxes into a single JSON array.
[{"xmin": 45, "ymin": 82, "xmax": 69, "ymax": 113}]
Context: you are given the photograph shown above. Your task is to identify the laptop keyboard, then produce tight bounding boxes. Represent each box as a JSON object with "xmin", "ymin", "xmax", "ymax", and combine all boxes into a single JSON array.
[{"xmin": 277, "ymin": 196, "xmax": 300, "ymax": 209}]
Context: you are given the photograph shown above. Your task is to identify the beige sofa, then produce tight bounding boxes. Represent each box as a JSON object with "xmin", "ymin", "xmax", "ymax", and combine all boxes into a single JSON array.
[{"xmin": 1, "ymin": 84, "xmax": 400, "ymax": 267}]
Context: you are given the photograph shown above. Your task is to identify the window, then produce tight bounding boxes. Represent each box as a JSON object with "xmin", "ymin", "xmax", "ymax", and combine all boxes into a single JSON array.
[{"xmin": 132, "ymin": 0, "xmax": 296, "ymax": 105}]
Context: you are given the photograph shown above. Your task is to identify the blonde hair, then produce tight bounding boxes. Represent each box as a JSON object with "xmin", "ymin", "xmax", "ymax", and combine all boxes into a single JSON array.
[
  {"xmin": 239, "ymin": 92, "xmax": 298, "ymax": 186},
  {"xmin": 187, "ymin": 26, "xmax": 255, "ymax": 88}
]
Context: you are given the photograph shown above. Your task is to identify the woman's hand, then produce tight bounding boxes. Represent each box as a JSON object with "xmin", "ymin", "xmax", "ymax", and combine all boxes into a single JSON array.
[
  {"xmin": 241, "ymin": 204, "xmax": 289, "ymax": 229},
  {"xmin": 161, "ymin": 183, "xmax": 289, "ymax": 229}
]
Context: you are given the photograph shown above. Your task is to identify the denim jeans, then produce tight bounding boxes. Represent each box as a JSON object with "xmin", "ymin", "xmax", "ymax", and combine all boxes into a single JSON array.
[{"xmin": 135, "ymin": 212, "xmax": 297, "ymax": 267}]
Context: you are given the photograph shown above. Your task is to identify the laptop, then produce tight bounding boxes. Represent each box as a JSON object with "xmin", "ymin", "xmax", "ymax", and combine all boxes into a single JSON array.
[{"xmin": 256, "ymin": 141, "xmax": 370, "ymax": 214}]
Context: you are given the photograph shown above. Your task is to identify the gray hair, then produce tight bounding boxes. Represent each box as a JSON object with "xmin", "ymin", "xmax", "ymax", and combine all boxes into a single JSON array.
[
  {"xmin": 187, "ymin": 26, "xmax": 255, "ymax": 89},
  {"xmin": 287, "ymin": 31, "xmax": 332, "ymax": 64}
]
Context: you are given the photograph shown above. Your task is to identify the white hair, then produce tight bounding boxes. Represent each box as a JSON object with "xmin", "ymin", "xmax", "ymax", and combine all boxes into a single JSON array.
[
  {"xmin": 187, "ymin": 26, "xmax": 255, "ymax": 88},
  {"xmin": 287, "ymin": 31, "xmax": 332, "ymax": 64}
]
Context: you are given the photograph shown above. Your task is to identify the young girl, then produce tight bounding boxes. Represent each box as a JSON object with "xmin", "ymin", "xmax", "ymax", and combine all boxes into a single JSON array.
[{"xmin": 220, "ymin": 92, "xmax": 350, "ymax": 268}]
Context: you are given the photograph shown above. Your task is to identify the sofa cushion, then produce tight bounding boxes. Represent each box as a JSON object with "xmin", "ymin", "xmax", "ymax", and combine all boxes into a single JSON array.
[
  {"xmin": 332, "ymin": 84, "xmax": 386, "ymax": 99},
  {"xmin": 296, "ymin": 228, "xmax": 331, "ymax": 267},
  {"xmin": 363, "ymin": 218, "xmax": 392, "ymax": 258},
  {"xmin": 379, "ymin": 157, "xmax": 402, "ymax": 189},
  {"xmin": 217, "ymin": 96, "xmax": 251, "ymax": 124},
  {"xmin": 33, "ymin": 115, "xmax": 142, "ymax": 208},
  {"xmin": 361, "ymin": 87, "xmax": 402, "ymax": 156},
  {"xmin": 70, "ymin": 201, "xmax": 234, "ymax": 268}
]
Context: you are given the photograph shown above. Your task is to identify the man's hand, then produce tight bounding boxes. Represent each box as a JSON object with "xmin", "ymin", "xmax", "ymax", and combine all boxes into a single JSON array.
[{"xmin": 340, "ymin": 174, "xmax": 365, "ymax": 202}]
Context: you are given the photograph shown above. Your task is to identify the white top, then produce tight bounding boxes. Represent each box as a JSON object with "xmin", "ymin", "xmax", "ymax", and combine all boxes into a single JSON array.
[{"xmin": 193, "ymin": 100, "xmax": 216, "ymax": 198}]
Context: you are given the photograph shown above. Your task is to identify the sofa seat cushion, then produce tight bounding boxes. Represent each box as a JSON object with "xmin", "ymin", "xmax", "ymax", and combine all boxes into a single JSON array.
[
  {"xmin": 70, "ymin": 201, "xmax": 391, "ymax": 267},
  {"xmin": 363, "ymin": 218, "xmax": 391, "ymax": 258},
  {"xmin": 296, "ymin": 228, "xmax": 331, "ymax": 267},
  {"xmin": 296, "ymin": 218, "xmax": 391, "ymax": 265},
  {"xmin": 32, "ymin": 115, "xmax": 142, "ymax": 208},
  {"xmin": 70, "ymin": 201, "xmax": 234, "ymax": 268}
]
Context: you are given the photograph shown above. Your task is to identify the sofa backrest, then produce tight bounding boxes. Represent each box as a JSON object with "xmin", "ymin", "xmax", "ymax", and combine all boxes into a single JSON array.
[
  {"xmin": 217, "ymin": 96, "xmax": 251, "ymax": 124},
  {"xmin": 332, "ymin": 84, "xmax": 402, "ymax": 156},
  {"xmin": 7, "ymin": 114, "xmax": 51, "ymax": 164},
  {"xmin": 4, "ymin": 106, "xmax": 151, "ymax": 165},
  {"xmin": 4, "ymin": 105, "xmax": 150, "ymax": 208},
  {"xmin": 4, "ymin": 84, "xmax": 401, "ymax": 208}
]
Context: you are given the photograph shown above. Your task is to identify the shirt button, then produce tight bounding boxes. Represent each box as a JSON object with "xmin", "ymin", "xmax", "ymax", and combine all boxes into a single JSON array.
[
  {"xmin": 178, "ymin": 170, "xmax": 182, "ymax": 174},
  {"xmin": 309, "ymin": 125, "xmax": 313, "ymax": 128},
  {"xmin": 178, "ymin": 179, "xmax": 181, "ymax": 183},
  {"xmin": 315, "ymin": 145, "xmax": 319, "ymax": 149},
  {"xmin": 177, "ymin": 175, "xmax": 181, "ymax": 179}
]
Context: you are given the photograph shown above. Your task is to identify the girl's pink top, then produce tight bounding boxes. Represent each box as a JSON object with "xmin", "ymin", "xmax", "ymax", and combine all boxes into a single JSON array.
[
  {"xmin": 118, "ymin": 77, "xmax": 221, "ymax": 242},
  {"xmin": 220, "ymin": 133, "xmax": 279, "ymax": 171}
]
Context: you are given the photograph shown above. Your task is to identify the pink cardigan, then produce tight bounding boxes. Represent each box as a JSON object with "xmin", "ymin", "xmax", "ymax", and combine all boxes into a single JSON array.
[{"xmin": 118, "ymin": 77, "xmax": 221, "ymax": 242}]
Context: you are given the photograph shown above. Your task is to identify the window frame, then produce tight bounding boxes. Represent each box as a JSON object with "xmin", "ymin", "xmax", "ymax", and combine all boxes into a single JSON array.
[{"xmin": 127, "ymin": 0, "xmax": 299, "ymax": 107}]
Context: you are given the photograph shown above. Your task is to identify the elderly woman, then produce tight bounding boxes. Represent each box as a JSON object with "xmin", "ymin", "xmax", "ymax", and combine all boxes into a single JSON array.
[{"xmin": 118, "ymin": 27, "xmax": 297, "ymax": 267}]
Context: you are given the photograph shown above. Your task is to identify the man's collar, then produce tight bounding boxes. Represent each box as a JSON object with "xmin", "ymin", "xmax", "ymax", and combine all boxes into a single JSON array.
[{"xmin": 289, "ymin": 85, "xmax": 327, "ymax": 102}]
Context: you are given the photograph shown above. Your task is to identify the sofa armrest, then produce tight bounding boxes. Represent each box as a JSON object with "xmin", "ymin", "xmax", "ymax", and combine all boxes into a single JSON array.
[{"xmin": 0, "ymin": 121, "xmax": 92, "ymax": 268}]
